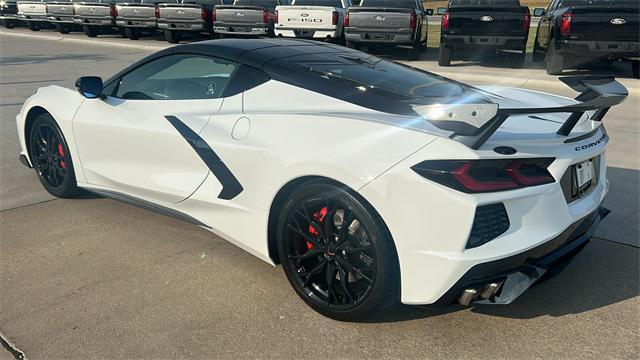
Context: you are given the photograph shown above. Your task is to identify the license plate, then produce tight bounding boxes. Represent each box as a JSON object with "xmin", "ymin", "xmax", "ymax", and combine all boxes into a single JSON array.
[{"xmin": 575, "ymin": 159, "xmax": 594, "ymax": 188}]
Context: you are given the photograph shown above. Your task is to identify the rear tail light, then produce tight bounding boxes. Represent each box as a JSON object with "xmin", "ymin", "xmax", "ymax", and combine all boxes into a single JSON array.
[
  {"xmin": 560, "ymin": 11, "xmax": 572, "ymax": 35},
  {"xmin": 332, "ymin": 10, "xmax": 338, "ymax": 25},
  {"xmin": 524, "ymin": 11, "xmax": 530, "ymax": 32},
  {"xmin": 441, "ymin": 11, "xmax": 450, "ymax": 31},
  {"xmin": 344, "ymin": 10, "xmax": 349, "ymax": 27},
  {"xmin": 212, "ymin": 8, "xmax": 216, "ymax": 22},
  {"xmin": 411, "ymin": 158, "xmax": 556, "ymax": 193},
  {"xmin": 110, "ymin": 5, "xmax": 117, "ymax": 17},
  {"xmin": 154, "ymin": 5, "xmax": 160, "ymax": 18},
  {"xmin": 275, "ymin": 10, "xmax": 278, "ymax": 23},
  {"xmin": 263, "ymin": 9, "xmax": 271, "ymax": 23},
  {"xmin": 409, "ymin": 10, "xmax": 416, "ymax": 29},
  {"xmin": 201, "ymin": 7, "xmax": 209, "ymax": 21}
]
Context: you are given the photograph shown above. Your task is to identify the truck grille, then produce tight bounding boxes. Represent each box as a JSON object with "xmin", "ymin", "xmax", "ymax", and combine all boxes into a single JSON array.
[{"xmin": 466, "ymin": 203, "xmax": 510, "ymax": 249}]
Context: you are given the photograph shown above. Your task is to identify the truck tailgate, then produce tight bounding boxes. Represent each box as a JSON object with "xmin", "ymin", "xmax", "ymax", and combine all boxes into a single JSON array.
[
  {"xmin": 158, "ymin": 3, "xmax": 203, "ymax": 21},
  {"xmin": 75, "ymin": 3, "xmax": 112, "ymax": 17},
  {"xmin": 116, "ymin": 4, "xmax": 157, "ymax": 18},
  {"xmin": 347, "ymin": 7, "xmax": 413, "ymax": 30},
  {"xmin": 47, "ymin": 2, "xmax": 75, "ymax": 15},
  {"xmin": 17, "ymin": 2, "xmax": 47, "ymax": 15},
  {"xmin": 276, "ymin": 6, "xmax": 336, "ymax": 29},
  {"xmin": 569, "ymin": 6, "xmax": 639, "ymax": 42},
  {"xmin": 214, "ymin": 5, "xmax": 264, "ymax": 24},
  {"xmin": 448, "ymin": 6, "xmax": 527, "ymax": 36}
]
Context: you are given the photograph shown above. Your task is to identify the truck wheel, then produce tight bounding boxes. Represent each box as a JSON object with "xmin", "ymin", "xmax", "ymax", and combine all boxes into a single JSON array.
[
  {"xmin": 408, "ymin": 39, "xmax": 425, "ymax": 61},
  {"xmin": 545, "ymin": 39, "xmax": 564, "ymax": 75},
  {"xmin": 632, "ymin": 60, "xmax": 639, "ymax": 79},
  {"xmin": 532, "ymin": 35, "xmax": 545, "ymax": 62},
  {"xmin": 125, "ymin": 27, "xmax": 139, "ymax": 40},
  {"xmin": 345, "ymin": 41, "xmax": 360, "ymax": 50},
  {"xmin": 509, "ymin": 52, "xmax": 525, "ymax": 68},
  {"xmin": 29, "ymin": 23, "xmax": 40, "ymax": 31},
  {"xmin": 83, "ymin": 25, "xmax": 98, "ymax": 37},
  {"xmin": 438, "ymin": 45, "xmax": 451, "ymax": 66},
  {"xmin": 56, "ymin": 23, "xmax": 69, "ymax": 34},
  {"xmin": 4, "ymin": 20, "xmax": 15, "ymax": 29},
  {"xmin": 164, "ymin": 29, "xmax": 181, "ymax": 43}
]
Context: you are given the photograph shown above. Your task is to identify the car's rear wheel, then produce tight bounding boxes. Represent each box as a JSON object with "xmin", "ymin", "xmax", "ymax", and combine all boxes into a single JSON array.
[
  {"xmin": 438, "ymin": 44, "xmax": 451, "ymax": 66},
  {"xmin": 56, "ymin": 23, "xmax": 69, "ymax": 34},
  {"xmin": 164, "ymin": 29, "xmax": 181, "ymax": 43},
  {"xmin": 545, "ymin": 37, "xmax": 564, "ymax": 75},
  {"xmin": 28, "ymin": 113, "xmax": 79, "ymax": 198},
  {"xmin": 83, "ymin": 25, "xmax": 98, "ymax": 37},
  {"xmin": 125, "ymin": 27, "xmax": 139, "ymax": 40},
  {"xmin": 277, "ymin": 181, "xmax": 399, "ymax": 321}
]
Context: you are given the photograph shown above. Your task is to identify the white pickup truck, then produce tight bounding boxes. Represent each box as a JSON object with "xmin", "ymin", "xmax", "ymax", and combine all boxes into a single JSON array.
[
  {"xmin": 17, "ymin": 0, "xmax": 48, "ymax": 30},
  {"xmin": 274, "ymin": 0, "xmax": 350, "ymax": 42}
]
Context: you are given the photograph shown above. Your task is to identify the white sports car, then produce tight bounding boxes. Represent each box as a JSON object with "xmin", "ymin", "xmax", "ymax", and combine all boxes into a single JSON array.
[{"xmin": 16, "ymin": 39, "xmax": 627, "ymax": 321}]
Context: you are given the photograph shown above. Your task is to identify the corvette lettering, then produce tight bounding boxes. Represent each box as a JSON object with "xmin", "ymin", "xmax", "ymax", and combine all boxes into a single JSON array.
[{"xmin": 575, "ymin": 133, "xmax": 607, "ymax": 151}]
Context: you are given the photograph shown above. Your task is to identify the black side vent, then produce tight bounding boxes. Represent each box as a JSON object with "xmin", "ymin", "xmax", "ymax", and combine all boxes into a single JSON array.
[{"xmin": 467, "ymin": 203, "xmax": 510, "ymax": 249}]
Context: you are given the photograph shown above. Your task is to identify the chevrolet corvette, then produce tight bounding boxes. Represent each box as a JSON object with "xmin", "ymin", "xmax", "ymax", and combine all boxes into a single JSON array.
[{"xmin": 16, "ymin": 38, "xmax": 627, "ymax": 321}]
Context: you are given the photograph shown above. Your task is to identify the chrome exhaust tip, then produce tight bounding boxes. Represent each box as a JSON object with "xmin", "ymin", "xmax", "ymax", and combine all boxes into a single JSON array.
[
  {"xmin": 479, "ymin": 282, "xmax": 502, "ymax": 299},
  {"xmin": 458, "ymin": 289, "xmax": 478, "ymax": 306},
  {"xmin": 458, "ymin": 282, "xmax": 503, "ymax": 306}
]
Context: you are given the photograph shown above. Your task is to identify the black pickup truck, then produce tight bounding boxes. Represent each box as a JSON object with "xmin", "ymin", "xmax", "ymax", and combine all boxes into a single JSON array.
[
  {"xmin": 439, "ymin": 0, "xmax": 531, "ymax": 67},
  {"xmin": 0, "ymin": 0, "xmax": 20, "ymax": 28},
  {"xmin": 532, "ymin": 0, "xmax": 639, "ymax": 77},
  {"xmin": 157, "ymin": 0, "xmax": 232, "ymax": 43}
]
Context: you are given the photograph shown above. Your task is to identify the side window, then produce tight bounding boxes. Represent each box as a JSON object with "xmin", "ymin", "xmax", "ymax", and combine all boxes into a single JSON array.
[{"xmin": 114, "ymin": 54, "xmax": 238, "ymax": 100}]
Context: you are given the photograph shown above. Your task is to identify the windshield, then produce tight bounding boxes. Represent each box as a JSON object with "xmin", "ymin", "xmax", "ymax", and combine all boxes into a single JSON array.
[
  {"xmin": 293, "ymin": 0, "xmax": 343, "ymax": 6},
  {"xmin": 360, "ymin": 0, "xmax": 416, "ymax": 8}
]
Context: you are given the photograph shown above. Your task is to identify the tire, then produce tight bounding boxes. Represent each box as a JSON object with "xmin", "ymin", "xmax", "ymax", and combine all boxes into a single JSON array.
[
  {"xmin": 438, "ymin": 44, "xmax": 451, "ymax": 66},
  {"xmin": 124, "ymin": 27, "xmax": 139, "ymax": 40},
  {"xmin": 83, "ymin": 25, "xmax": 98, "ymax": 37},
  {"xmin": 4, "ymin": 20, "xmax": 15, "ymax": 29},
  {"xmin": 545, "ymin": 37, "xmax": 564, "ymax": 75},
  {"xmin": 345, "ymin": 40, "xmax": 359, "ymax": 50},
  {"xmin": 56, "ymin": 23, "xmax": 69, "ymax": 34},
  {"xmin": 276, "ymin": 180, "xmax": 400, "ymax": 322},
  {"xmin": 29, "ymin": 23, "xmax": 40, "ymax": 31},
  {"xmin": 164, "ymin": 29, "xmax": 180, "ymax": 43},
  {"xmin": 532, "ymin": 35, "xmax": 545, "ymax": 62},
  {"xmin": 28, "ymin": 113, "xmax": 79, "ymax": 198},
  {"xmin": 408, "ymin": 39, "xmax": 425, "ymax": 61},
  {"xmin": 509, "ymin": 51, "xmax": 525, "ymax": 68}
]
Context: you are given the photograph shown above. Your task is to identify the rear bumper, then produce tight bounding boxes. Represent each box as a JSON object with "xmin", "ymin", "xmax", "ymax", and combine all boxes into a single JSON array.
[
  {"xmin": 158, "ymin": 21, "xmax": 206, "ymax": 32},
  {"xmin": 0, "ymin": 14, "xmax": 19, "ymax": 20},
  {"xmin": 275, "ymin": 27, "xmax": 339, "ymax": 39},
  {"xmin": 116, "ymin": 19, "xmax": 156, "ymax": 28},
  {"xmin": 558, "ymin": 40, "xmax": 640, "ymax": 59},
  {"xmin": 441, "ymin": 34, "xmax": 526, "ymax": 50},
  {"xmin": 345, "ymin": 27, "xmax": 414, "ymax": 44},
  {"xmin": 46, "ymin": 15, "xmax": 75, "ymax": 24},
  {"xmin": 213, "ymin": 22, "xmax": 267, "ymax": 35},
  {"xmin": 433, "ymin": 206, "xmax": 609, "ymax": 306},
  {"xmin": 73, "ymin": 17, "xmax": 115, "ymax": 26},
  {"xmin": 17, "ymin": 14, "xmax": 47, "ymax": 22}
]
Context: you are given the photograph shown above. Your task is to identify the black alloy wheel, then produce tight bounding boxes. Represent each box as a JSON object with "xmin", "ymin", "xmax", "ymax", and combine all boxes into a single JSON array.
[
  {"xmin": 29, "ymin": 113, "xmax": 79, "ymax": 198},
  {"xmin": 277, "ymin": 181, "xmax": 399, "ymax": 321}
]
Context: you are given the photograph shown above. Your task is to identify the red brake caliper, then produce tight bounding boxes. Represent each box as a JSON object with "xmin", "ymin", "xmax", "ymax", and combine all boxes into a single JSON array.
[
  {"xmin": 58, "ymin": 143, "xmax": 66, "ymax": 169},
  {"xmin": 307, "ymin": 207, "xmax": 328, "ymax": 250}
]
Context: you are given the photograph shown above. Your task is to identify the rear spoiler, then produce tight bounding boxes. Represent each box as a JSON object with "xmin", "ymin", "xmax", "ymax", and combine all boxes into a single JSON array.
[{"xmin": 424, "ymin": 76, "xmax": 628, "ymax": 150}]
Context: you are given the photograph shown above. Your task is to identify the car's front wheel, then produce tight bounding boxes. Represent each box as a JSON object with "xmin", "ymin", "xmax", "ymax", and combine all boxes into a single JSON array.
[
  {"xmin": 277, "ymin": 181, "xmax": 400, "ymax": 321},
  {"xmin": 28, "ymin": 113, "xmax": 79, "ymax": 198}
]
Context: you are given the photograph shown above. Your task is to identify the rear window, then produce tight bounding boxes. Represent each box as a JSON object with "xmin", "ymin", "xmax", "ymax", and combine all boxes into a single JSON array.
[
  {"xmin": 266, "ymin": 53, "xmax": 491, "ymax": 116},
  {"xmin": 360, "ymin": 0, "xmax": 416, "ymax": 8},
  {"xmin": 449, "ymin": 0, "xmax": 521, "ymax": 6},
  {"xmin": 559, "ymin": 0, "xmax": 639, "ymax": 7},
  {"xmin": 292, "ymin": 0, "xmax": 343, "ymax": 6},
  {"xmin": 233, "ymin": 0, "xmax": 278, "ymax": 6}
]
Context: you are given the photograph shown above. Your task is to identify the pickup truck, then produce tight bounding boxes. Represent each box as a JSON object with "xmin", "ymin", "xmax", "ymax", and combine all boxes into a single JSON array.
[
  {"xmin": 343, "ymin": 0, "xmax": 428, "ymax": 60},
  {"xmin": 46, "ymin": 0, "xmax": 80, "ymax": 33},
  {"xmin": 274, "ymin": 0, "xmax": 350, "ymax": 43},
  {"xmin": 116, "ymin": 0, "xmax": 169, "ymax": 39},
  {"xmin": 157, "ymin": 0, "xmax": 231, "ymax": 43},
  {"xmin": 17, "ymin": 0, "xmax": 49, "ymax": 30},
  {"xmin": 1, "ymin": 0, "xmax": 21, "ymax": 28},
  {"xmin": 73, "ymin": 0, "xmax": 121, "ymax": 37},
  {"xmin": 438, "ymin": 0, "xmax": 531, "ymax": 67},
  {"xmin": 212, "ymin": 0, "xmax": 285, "ymax": 37},
  {"xmin": 532, "ymin": 0, "xmax": 639, "ymax": 77}
]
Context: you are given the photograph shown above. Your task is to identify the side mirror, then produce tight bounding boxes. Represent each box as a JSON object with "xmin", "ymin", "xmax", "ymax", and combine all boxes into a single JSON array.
[
  {"xmin": 75, "ymin": 76, "xmax": 103, "ymax": 99},
  {"xmin": 437, "ymin": 7, "xmax": 446, "ymax": 15},
  {"xmin": 533, "ymin": 8, "xmax": 545, "ymax": 17},
  {"xmin": 425, "ymin": 8, "xmax": 433, "ymax": 16}
]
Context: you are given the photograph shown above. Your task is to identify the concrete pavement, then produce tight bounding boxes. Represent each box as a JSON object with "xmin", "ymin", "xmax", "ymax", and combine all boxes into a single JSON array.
[{"xmin": 0, "ymin": 30, "xmax": 638, "ymax": 359}]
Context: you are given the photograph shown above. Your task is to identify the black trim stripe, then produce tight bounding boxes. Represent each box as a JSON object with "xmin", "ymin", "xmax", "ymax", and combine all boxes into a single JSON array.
[{"xmin": 165, "ymin": 115, "xmax": 243, "ymax": 200}]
